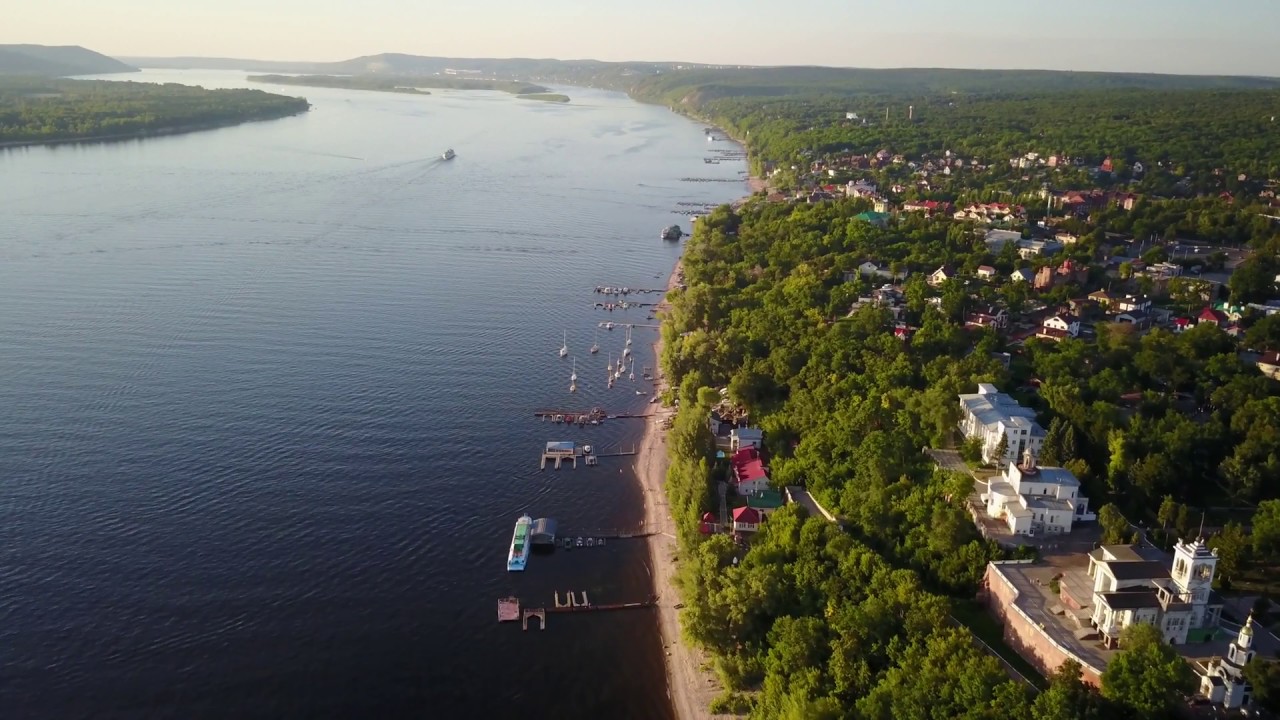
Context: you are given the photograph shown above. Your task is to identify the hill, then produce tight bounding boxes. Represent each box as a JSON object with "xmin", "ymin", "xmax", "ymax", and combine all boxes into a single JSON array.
[
  {"xmin": 0, "ymin": 44, "xmax": 136, "ymax": 76},
  {"xmin": 624, "ymin": 66, "xmax": 1280, "ymax": 107}
]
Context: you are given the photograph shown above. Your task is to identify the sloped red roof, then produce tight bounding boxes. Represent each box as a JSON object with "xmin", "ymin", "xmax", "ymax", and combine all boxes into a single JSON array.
[
  {"xmin": 702, "ymin": 511, "xmax": 717, "ymax": 522},
  {"xmin": 1198, "ymin": 307, "xmax": 1227, "ymax": 324},
  {"xmin": 732, "ymin": 506, "xmax": 761, "ymax": 523}
]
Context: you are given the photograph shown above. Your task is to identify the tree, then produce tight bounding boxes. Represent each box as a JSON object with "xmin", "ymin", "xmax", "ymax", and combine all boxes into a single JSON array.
[
  {"xmin": 1244, "ymin": 658, "xmax": 1280, "ymax": 714},
  {"xmin": 1101, "ymin": 624, "xmax": 1196, "ymax": 718},
  {"xmin": 993, "ymin": 432, "xmax": 1009, "ymax": 466},
  {"xmin": 1253, "ymin": 499, "xmax": 1280, "ymax": 563},
  {"xmin": 1157, "ymin": 495, "xmax": 1178, "ymax": 531},
  {"xmin": 1246, "ymin": 313, "xmax": 1280, "ymax": 351},
  {"xmin": 1098, "ymin": 504, "xmax": 1130, "ymax": 545},
  {"xmin": 1033, "ymin": 659, "xmax": 1119, "ymax": 720},
  {"xmin": 1041, "ymin": 417, "xmax": 1079, "ymax": 466},
  {"xmin": 1208, "ymin": 521, "xmax": 1248, "ymax": 589}
]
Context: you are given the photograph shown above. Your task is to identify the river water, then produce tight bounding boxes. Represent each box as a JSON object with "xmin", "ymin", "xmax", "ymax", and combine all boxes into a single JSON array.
[{"xmin": 0, "ymin": 69, "xmax": 746, "ymax": 719}]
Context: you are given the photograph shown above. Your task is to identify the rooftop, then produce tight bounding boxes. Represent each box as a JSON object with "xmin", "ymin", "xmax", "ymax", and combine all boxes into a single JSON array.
[
  {"xmin": 1098, "ymin": 589, "xmax": 1161, "ymax": 610},
  {"xmin": 1099, "ymin": 560, "xmax": 1169, "ymax": 581}
]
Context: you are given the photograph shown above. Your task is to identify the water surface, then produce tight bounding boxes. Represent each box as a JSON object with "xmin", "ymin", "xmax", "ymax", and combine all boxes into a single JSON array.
[{"xmin": 0, "ymin": 69, "xmax": 747, "ymax": 719}]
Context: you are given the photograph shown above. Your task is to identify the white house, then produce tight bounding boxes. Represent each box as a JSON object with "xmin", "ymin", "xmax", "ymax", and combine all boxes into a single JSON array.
[
  {"xmin": 1010, "ymin": 268, "xmax": 1033, "ymax": 283},
  {"xmin": 959, "ymin": 383, "xmax": 1046, "ymax": 464},
  {"xmin": 1042, "ymin": 314, "xmax": 1081, "ymax": 337},
  {"xmin": 976, "ymin": 265, "xmax": 997, "ymax": 279},
  {"xmin": 1198, "ymin": 615, "xmax": 1257, "ymax": 709},
  {"xmin": 854, "ymin": 261, "xmax": 895, "ymax": 280},
  {"xmin": 1116, "ymin": 295, "xmax": 1152, "ymax": 313},
  {"xmin": 928, "ymin": 265, "xmax": 954, "ymax": 287},
  {"xmin": 730, "ymin": 427, "xmax": 763, "ymax": 453},
  {"xmin": 982, "ymin": 450, "xmax": 1094, "ymax": 535}
]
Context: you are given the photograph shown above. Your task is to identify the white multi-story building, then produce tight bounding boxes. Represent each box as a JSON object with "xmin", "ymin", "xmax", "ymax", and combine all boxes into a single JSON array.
[
  {"xmin": 983, "ymin": 451, "xmax": 1094, "ymax": 535},
  {"xmin": 959, "ymin": 383, "xmax": 1045, "ymax": 464},
  {"xmin": 1088, "ymin": 538, "xmax": 1224, "ymax": 648}
]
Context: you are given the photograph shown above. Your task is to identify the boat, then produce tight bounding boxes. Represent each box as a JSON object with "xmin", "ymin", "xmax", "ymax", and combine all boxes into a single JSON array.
[
  {"xmin": 661, "ymin": 225, "xmax": 684, "ymax": 241},
  {"xmin": 605, "ymin": 322, "xmax": 615, "ymax": 331},
  {"xmin": 442, "ymin": 148, "xmax": 456, "ymax": 160},
  {"xmin": 583, "ymin": 444, "xmax": 593, "ymax": 454},
  {"xmin": 590, "ymin": 329, "xmax": 599, "ymax": 355},
  {"xmin": 570, "ymin": 357, "xmax": 578, "ymax": 383},
  {"xmin": 625, "ymin": 326, "xmax": 633, "ymax": 347},
  {"xmin": 559, "ymin": 330, "xmax": 568, "ymax": 358},
  {"xmin": 507, "ymin": 514, "xmax": 533, "ymax": 571},
  {"xmin": 575, "ymin": 537, "xmax": 584, "ymax": 547}
]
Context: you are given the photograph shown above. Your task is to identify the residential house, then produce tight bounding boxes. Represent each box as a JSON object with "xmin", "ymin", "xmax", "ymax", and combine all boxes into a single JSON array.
[
  {"xmin": 1043, "ymin": 314, "xmax": 1081, "ymax": 337},
  {"xmin": 731, "ymin": 506, "xmax": 761, "ymax": 533},
  {"xmin": 976, "ymin": 265, "xmax": 997, "ymax": 279},
  {"xmin": 966, "ymin": 305, "xmax": 1009, "ymax": 330},
  {"xmin": 956, "ymin": 202, "xmax": 1025, "ymax": 224},
  {"xmin": 852, "ymin": 260, "xmax": 895, "ymax": 281},
  {"xmin": 730, "ymin": 446, "xmax": 770, "ymax": 495},
  {"xmin": 1258, "ymin": 351, "xmax": 1280, "ymax": 380},
  {"xmin": 745, "ymin": 489, "xmax": 785, "ymax": 519},
  {"xmin": 1198, "ymin": 307, "xmax": 1228, "ymax": 327},
  {"xmin": 1173, "ymin": 317, "xmax": 1193, "ymax": 334},
  {"xmin": 1010, "ymin": 268, "xmax": 1034, "ymax": 283},
  {"xmin": 958, "ymin": 383, "xmax": 1046, "ymax": 464},
  {"xmin": 1116, "ymin": 295, "xmax": 1152, "ymax": 314},
  {"xmin": 1088, "ymin": 289, "xmax": 1115, "ymax": 310},
  {"xmin": 901, "ymin": 199, "xmax": 950, "ymax": 216},
  {"xmin": 928, "ymin": 265, "xmax": 955, "ymax": 287},
  {"xmin": 981, "ymin": 450, "xmax": 1093, "ymax": 535},
  {"xmin": 730, "ymin": 427, "xmax": 763, "ymax": 453},
  {"xmin": 1112, "ymin": 310, "xmax": 1152, "ymax": 328},
  {"xmin": 1034, "ymin": 266, "xmax": 1057, "ymax": 291},
  {"xmin": 1056, "ymin": 259, "xmax": 1088, "ymax": 284},
  {"xmin": 1055, "ymin": 232, "xmax": 1080, "ymax": 245},
  {"xmin": 1016, "ymin": 239, "xmax": 1063, "ymax": 259},
  {"xmin": 845, "ymin": 179, "xmax": 879, "ymax": 198},
  {"xmin": 854, "ymin": 211, "xmax": 889, "ymax": 227},
  {"xmin": 893, "ymin": 323, "xmax": 916, "ymax": 340}
]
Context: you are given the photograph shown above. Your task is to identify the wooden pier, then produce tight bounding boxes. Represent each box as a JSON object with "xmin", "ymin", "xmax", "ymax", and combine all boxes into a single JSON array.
[{"xmin": 506, "ymin": 593, "xmax": 659, "ymax": 629}]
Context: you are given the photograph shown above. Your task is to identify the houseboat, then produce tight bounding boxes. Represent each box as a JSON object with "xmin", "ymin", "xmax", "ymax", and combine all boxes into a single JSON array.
[{"xmin": 507, "ymin": 514, "xmax": 533, "ymax": 571}]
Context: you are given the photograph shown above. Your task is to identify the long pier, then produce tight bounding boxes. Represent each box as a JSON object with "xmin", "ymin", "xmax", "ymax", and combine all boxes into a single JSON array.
[{"xmin": 503, "ymin": 593, "xmax": 659, "ymax": 629}]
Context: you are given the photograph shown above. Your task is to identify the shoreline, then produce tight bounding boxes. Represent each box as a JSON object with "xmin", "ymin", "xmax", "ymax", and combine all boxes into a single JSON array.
[
  {"xmin": 639, "ymin": 260, "xmax": 731, "ymax": 720},
  {"xmin": 0, "ymin": 110, "xmax": 309, "ymax": 151}
]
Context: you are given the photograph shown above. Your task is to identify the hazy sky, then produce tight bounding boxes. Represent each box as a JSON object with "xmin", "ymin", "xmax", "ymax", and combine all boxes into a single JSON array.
[{"xmin": 8, "ymin": 0, "xmax": 1280, "ymax": 75}]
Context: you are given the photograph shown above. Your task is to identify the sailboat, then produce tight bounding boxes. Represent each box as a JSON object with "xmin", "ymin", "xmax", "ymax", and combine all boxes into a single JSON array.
[
  {"xmin": 589, "ymin": 329, "xmax": 599, "ymax": 355},
  {"xmin": 571, "ymin": 357, "xmax": 578, "ymax": 383},
  {"xmin": 625, "ymin": 326, "xmax": 633, "ymax": 347},
  {"xmin": 629, "ymin": 358, "xmax": 635, "ymax": 382},
  {"xmin": 559, "ymin": 331, "xmax": 568, "ymax": 358}
]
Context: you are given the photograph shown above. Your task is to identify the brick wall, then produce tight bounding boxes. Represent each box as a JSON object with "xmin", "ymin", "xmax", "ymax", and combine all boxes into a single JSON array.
[{"xmin": 983, "ymin": 563, "xmax": 1104, "ymax": 687}]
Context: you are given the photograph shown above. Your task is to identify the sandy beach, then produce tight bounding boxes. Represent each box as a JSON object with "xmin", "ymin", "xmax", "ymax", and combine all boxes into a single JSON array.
[{"xmin": 638, "ymin": 260, "xmax": 733, "ymax": 720}]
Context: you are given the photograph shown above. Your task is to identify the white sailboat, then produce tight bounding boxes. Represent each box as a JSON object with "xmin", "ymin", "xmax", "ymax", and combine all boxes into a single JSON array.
[
  {"xmin": 571, "ymin": 357, "xmax": 578, "ymax": 383},
  {"xmin": 629, "ymin": 358, "xmax": 635, "ymax": 382},
  {"xmin": 589, "ymin": 329, "xmax": 599, "ymax": 355},
  {"xmin": 559, "ymin": 330, "xmax": 568, "ymax": 358},
  {"xmin": 625, "ymin": 326, "xmax": 633, "ymax": 347}
]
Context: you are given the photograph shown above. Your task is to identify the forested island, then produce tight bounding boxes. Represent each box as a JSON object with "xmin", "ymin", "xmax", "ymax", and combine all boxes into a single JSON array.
[
  {"xmin": 248, "ymin": 73, "xmax": 549, "ymax": 96},
  {"xmin": 0, "ymin": 77, "xmax": 309, "ymax": 146},
  {"xmin": 516, "ymin": 93, "xmax": 570, "ymax": 103},
  {"xmin": 652, "ymin": 67, "xmax": 1280, "ymax": 718}
]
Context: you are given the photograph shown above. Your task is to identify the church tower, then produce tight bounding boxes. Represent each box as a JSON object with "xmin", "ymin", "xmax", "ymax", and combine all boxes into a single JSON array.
[{"xmin": 1171, "ymin": 537, "xmax": 1217, "ymax": 628}]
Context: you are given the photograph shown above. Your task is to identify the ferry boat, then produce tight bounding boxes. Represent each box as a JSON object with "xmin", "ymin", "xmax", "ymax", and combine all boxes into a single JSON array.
[
  {"xmin": 507, "ymin": 514, "xmax": 533, "ymax": 571},
  {"xmin": 442, "ymin": 148, "xmax": 456, "ymax": 160}
]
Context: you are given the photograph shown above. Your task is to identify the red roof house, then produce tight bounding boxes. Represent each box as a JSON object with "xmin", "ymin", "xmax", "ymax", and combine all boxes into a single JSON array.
[
  {"xmin": 731, "ymin": 506, "xmax": 762, "ymax": 532},
  {"xmin": 1198, "ymin": 307, "xmax": 1228, "ymax": 327},
  {"xmin": 730, "ymin": 447, "xmax": 770, "ymax": 494}
]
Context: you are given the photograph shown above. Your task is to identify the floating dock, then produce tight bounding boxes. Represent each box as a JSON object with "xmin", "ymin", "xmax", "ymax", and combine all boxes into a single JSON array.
[
  {"xmin": 498, "ymin": 597, "xmax": 521, "ymax": 622},
  {"xmin": 541, "ymin": 441, "xmax": 577, "ymax": 469}
]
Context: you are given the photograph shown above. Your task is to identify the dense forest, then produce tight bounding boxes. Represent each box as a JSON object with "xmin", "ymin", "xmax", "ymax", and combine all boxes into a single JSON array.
[
  {"xmin": 248, "ymin": 73, "xmax": 549, "ymax": 95},
  {"xmin": 0, "ymin": 77, "xmax": 309, "ymax": 145},
  {"xmin": 658, "ymin": 193, "xmax": 1280, "ymax": 716}
]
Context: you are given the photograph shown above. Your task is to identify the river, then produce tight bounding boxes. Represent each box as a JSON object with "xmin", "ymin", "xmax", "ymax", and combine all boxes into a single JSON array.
[{"xmin": 0, "ymin": 69, "xmax": 747, "ymax": 719}]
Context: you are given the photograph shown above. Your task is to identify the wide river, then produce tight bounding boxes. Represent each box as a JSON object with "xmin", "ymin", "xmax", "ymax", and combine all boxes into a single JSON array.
[{"xmin": 0, "ymin": 69, "xmax": 747, "ymax": 719}]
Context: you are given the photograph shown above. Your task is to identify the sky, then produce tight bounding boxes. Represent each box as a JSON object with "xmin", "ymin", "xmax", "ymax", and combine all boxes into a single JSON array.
[{"xmin": 7, "ymin": 0, "xmax": 1280, "ymax": 76}]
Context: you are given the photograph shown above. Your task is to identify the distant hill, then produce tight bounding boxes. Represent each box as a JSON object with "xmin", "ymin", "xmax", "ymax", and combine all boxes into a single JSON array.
[
  {"xmin": 118, "ymin": 56, "xmax": 317, "ymax": 73},
  {"xmin": 121, "ymin": 53, "xmax": 1280, "ymax": 102},
  {"xmin": 0, "ymin": 45, "xmax": 136, "ymax": 76}
]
